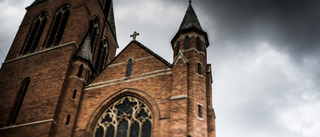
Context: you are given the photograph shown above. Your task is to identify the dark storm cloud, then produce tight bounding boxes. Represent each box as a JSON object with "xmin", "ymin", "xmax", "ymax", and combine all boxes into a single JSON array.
[{"xmin": 199, "ymin": 0, "xmax": 320, "ymax": 61}]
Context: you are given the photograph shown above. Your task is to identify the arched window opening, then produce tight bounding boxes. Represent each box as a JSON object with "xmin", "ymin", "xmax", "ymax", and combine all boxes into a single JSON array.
[
  {"xmin": 9, "ymin": 78, "xmax": 30, "ymax": 125},
  {"xmin": 197, "ymin": 63, "xmax": 202, "ymax": 75},
  {"xmin": 89, "ymin": 16, "xmax": 99, "ymax": 52},
  {"xmin": 77, "ymin": 64, "xmax": 83, "ymax": 78},
  {"xmin": 21, "ymin": 13, "xmax": 48, "ymax": 55},
  {"xmin": 96, "ymin": 37, "xmax": 108, "ymax": 74},
  {"xmin": 46, "ymin": 5, "xmax": 70, "ymax": 47},
  {"xmin": 94, "ymin": 96, "xmax": 153, "ymax": 137},
  {"xmin": 184, "ymin": 36, "xmax": 190, "ymax": 50},
  {"xmin": 196, "ymin": 37, "xmax": 201, "ymax": 51},
  {"xmin": 126, "ymin": 58, "xmax": 133, "ymax": 77}
]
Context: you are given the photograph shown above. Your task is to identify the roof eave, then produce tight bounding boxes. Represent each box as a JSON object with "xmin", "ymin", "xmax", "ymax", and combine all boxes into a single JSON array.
[{"xmin": 171, "ymin": 27, "xmax": 210, "ymax": 49}]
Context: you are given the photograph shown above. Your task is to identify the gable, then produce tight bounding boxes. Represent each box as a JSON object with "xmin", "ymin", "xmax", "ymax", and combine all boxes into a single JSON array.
[{"xmin": 89, "ymin": 41, "xmax": 172, "ymax": 84}]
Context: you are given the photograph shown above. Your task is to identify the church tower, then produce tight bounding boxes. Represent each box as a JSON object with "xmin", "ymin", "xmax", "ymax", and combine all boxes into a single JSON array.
[
  {"xmin": 170, "ymin": 1, "xmax": 215, "ymax": 137},
  {"xmin": 0, "ymin": 0, "xmax": 118, "ymax": 136},
  {"xmin": 0, "ymin": 0, "xmax": 216, "ymax": 137}
]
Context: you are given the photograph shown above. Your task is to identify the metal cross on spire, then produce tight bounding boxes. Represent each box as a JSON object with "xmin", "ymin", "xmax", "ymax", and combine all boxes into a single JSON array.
[
  {"xmin": 189, "ymin": 0, "xmax": 192, "ymax": 4},
  {"xmin": 130, "ymin": 31, "xmax": 139, "ymax": 41}
]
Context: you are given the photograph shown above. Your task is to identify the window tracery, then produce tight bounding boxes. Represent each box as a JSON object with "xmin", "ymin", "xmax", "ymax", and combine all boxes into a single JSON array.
[{"xmin": 94, "ymin": 96, "xmax": 152, "ymax": 137}]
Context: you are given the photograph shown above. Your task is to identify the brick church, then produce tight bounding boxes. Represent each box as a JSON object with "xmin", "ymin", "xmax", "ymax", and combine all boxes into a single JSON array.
[{"xmin": 0, "ymin": 0, "xmax": 216, "ymax": 136}]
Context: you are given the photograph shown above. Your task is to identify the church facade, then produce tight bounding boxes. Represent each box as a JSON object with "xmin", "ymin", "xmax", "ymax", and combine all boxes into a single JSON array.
[{"xmin": 0, "ymin": 0, "xmax": 216, "ymax": 137}]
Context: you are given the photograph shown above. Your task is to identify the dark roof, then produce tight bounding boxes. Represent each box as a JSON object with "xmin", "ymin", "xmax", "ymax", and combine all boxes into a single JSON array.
[
  {"xmin": 171, "ymin": 3, "xmax": 209, "ymax": 48},
  {"xmin": 178, "ymin": 3, "xmax": 203, "ymax": 31},
  {"xmin": 74, "ymin": 33, "xmax": 93, "ymax": 63},
  {"xmin": 30, "ymin": 0, "xmax": 47, "ymax": 6}
]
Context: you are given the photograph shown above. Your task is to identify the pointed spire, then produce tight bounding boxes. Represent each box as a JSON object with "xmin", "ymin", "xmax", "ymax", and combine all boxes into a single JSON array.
[
  {"xmin": 75, "ymin": 33, "xmax": 93, "ymax": 63},
  {"xmin": 179, "ymin": 2, "xmax": 203, "ymax": 31}
]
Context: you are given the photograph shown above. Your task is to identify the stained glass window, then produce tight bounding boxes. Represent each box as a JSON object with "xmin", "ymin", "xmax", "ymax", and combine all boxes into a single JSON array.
[{"xmin": 94, "ymin": 96, "xmax": 152, "ymax": 137}]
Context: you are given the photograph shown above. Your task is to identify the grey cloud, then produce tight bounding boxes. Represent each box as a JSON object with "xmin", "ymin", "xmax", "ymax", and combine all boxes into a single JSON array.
[{"xmin": 199, "ymin": 0, "xmax": 320, "ymax": 62}]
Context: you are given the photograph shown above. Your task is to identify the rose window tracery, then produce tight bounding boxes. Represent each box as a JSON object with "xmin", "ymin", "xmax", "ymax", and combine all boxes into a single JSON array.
[{"xmin": 94, "ymin": 96, "xmax": 152, "ymax": 137}]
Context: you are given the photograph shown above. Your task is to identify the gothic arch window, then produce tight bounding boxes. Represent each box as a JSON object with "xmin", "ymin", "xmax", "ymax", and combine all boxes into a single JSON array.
[
  {"xmin": 184, "ymin": 36, "xmax": 190, "ymax": 50},
  {"xmin": 89, "ymin": 16, "xmax": 99, "ymax": 52},
  {"xmin": 21, "ymin": 12, "xmax": 48, "ymax": 55},
  {"xmin": 94, "ymin": 96, "xmax": 153, "ymax": 137},
  {"xmin": 8, "ymin": 78, "xmax": 30, "ymax": 125},
  {"xmin": 96, "ymin": 36, "xmax": 108, "ymax": 73},
  {"xmin": 45, "ymin": 5, "xmax": 70, "ymax": 47},
  {"xmin": 196, "ymin": 37, "xmax": 201, "ymax": 51},
  {"xmin": 126, "ymin": 58, "xmax": 133, "ymax": 77}
]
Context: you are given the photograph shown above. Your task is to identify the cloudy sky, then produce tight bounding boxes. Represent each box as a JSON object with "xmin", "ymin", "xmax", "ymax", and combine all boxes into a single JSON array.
[{"xmin": 1, "ymin": 0, "xmax": 320, "ymax": 137}]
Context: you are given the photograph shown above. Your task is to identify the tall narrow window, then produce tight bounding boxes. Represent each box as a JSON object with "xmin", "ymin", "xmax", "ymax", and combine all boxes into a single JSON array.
[
  {"xmin": 45, "ymin": 5, "xmax": 70, "ymax": 47},
  {"xmin": 184, "ymin": 36, "xmax": 190, "ymax": 50},
  {"xmin": 198, "ymin": 104, "xmax": 202, "ymax": 118},
  {"xmin": 89, "ymin": 16, "xmax": 99, "ymax": 52},
  {"xmin": 65, "ymin": 114, "xmax": 71, "ymax": 125},
  {"xmin": 126, "ymin": 58, "xmax": 133, "ymax": 77},
  {"xmin": 21, "ymin": 13, "xmax": 48, "ymax": 55},
  {"xmin": 72, "ymin": 89, "xmax": 77, "ymax": 99},
  {"xmin": 197, "ymin": 63, "xmax": 201, "ymax": 75},
  {"xmin": 196, "ymin": 37, "xmax": 201, "ymax": 51},
  {"xmin": 77, "ymin": 64, "xmax": 83, "ymax": 78},
  {"xmin": 96, "ymin": 37, "xmax": 108, "ymax": 74},
  {"xmin": 9, "ymin": 78, "xmax": 30, "ymax": 125},
  {"xmin": 94, "ymin": 96, "xmax": 153, "ymax": 137}
]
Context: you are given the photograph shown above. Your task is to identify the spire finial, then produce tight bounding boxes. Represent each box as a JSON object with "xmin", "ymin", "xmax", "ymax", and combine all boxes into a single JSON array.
[{"xmin": 189, "ymin": 0, "xmax": 191, "ymax": 4}]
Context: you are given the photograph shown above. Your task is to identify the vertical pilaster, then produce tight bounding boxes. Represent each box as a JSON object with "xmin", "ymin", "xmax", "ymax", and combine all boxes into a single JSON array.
[
  {"xmin": 170, "ymin": 54, "xmax": 189, "ymax": 137},
  {"xmin": 50, "ymin": 60, "xmax": 90, "ymax": 137}
]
